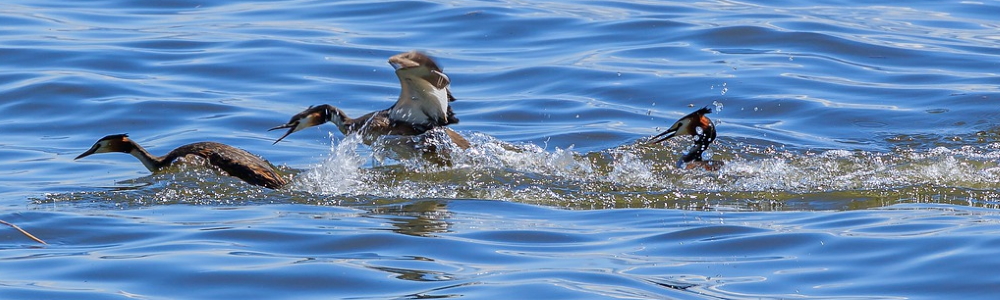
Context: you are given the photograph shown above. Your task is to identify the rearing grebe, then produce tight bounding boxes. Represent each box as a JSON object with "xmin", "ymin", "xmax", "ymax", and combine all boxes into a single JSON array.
[
  {"xmin": 76, "ymin": 134, "xmax": 288, "ymax": 189},
  {"xmin": 270, "ymin": 51, "xmax": 470, "ymax": 150},
  {"xmin": 649, "ymin": 106, "xmax": 724, "ymax": 171}
]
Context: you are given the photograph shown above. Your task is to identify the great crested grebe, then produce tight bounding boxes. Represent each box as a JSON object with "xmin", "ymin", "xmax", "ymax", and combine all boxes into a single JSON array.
[
  {"xmin": 76, "ymin": 134, "xmax": 288, "ymax": 189},
  {"xmin": 648, "ymin": 106, "xmax": 724, "ymax": 171},
  {"xmin": 270, "ymin": 51, "xmax": 470, "ymax": 149}
]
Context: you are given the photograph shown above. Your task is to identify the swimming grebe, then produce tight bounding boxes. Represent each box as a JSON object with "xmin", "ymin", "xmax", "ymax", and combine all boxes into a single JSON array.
[
  {"xmin": 270, "ymin": 51, "xmax": 470, "ymax": 149},
  {"xmin": 648, "ymin": 106, "xmax": 724, "ymax": 171},
  {"xmin": 76, "ymin": 134, "xmax": 288, "ymax": 189}
]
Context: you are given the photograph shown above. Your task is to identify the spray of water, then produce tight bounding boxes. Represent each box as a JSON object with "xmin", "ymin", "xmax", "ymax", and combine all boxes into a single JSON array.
[
  {"xmin": 279, "ymin": 127, "xmax": 1000, "ymax": 210},
  {"xmin": 42, "ymin": 105, "xmax": 1000, "ymax": 210}
]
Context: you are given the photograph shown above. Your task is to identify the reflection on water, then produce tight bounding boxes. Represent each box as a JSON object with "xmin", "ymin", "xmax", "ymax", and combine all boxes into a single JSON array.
[
  {"xmin": 14, "ymin": 201, "xmax": 999, "ymax": 299},
  {"xmin": 374, "ymin": 200, "xmax": 452, "ymax": 237}
]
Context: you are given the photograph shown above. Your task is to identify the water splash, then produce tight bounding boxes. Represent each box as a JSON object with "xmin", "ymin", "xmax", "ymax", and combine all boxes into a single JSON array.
[
  {"xmin": 712, "ymin": 100, "xmax": 724, "ymax": 112},
  {"xmin": 283, "ymin": 131, "xmax": 1000, "ymax": 209},
  {"xmin": 40, "ymin": 130, "xmax": 1000, "ymax": 211},
  {"xmin": 288, "ymin": 133, "xmax": 370, "ymax": 196}
]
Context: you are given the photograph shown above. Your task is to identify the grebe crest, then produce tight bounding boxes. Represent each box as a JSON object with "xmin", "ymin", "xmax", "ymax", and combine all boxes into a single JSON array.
[
  {"xmin": 77, "ymin": 133, "xmax": 134, "ymax": 156},
  {"xmin": 648, "ymin": 106, "xmax": 715, "ymax": 144},
  {"xmin": 270, "ymin": 105, "xmax": 345, "ymax": 145},
  {"xmin": 76, "ymin": 134, "xmax": 289, "ymax": 189},
  {"xmin": 648, "ymin": 106, "xmax": 723, "ymax": 171},
  {"xmin": 76, "ymin": 134, "xmax": 154, "ymax": 170}
]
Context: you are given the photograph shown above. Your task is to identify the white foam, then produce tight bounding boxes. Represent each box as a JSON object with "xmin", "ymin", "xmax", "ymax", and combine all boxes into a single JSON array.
[
  {"xmin": 289, "ymin": 133, "xmax": 370, "ymax": 195},
  {"xmin": 284, "ymin": 130, "xmax": 1000, "ymax": 205}
]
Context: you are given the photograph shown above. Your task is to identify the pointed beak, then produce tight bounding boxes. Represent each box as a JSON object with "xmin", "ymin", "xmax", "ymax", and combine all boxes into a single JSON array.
[
  {"xmin": 270, "ymin": 108, "xmax": 330, "ymax": 145},
  {"xmin": 75, "ymin": 144, "xmax": 99, "ymax": 160},
  {"xmin": 388, "ymin": 54, "xmax": 420, "ymax": 71},
  {"xmin": 268, "ymin": 122, "xmax": 298, "ymax": 145},
  {"xmin": 648, "ymin": 129, "xmax": 678, "ymax": 144}
]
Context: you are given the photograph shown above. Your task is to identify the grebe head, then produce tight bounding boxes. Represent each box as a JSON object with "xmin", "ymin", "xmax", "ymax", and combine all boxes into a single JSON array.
[
  {"xmin": 649, "ymin": 106, "xmax": 716, "ymax": 145},
  {"xmin": 76, "ymin": 134, "xmax": 136, "ymax": 159},
  {"xmin": 269, "ymin": 105, "xmax": 342, "ymax": 144},
  {"xmin": 388, "ymin": 51, "xmax": 456, "ymax": 127}
]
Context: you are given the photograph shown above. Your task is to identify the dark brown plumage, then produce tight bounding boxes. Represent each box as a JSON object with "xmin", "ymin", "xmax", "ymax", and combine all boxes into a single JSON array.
[
  {"xmin": 269, "ymin": 105, "xmax": 470, "ymax": 149},
  {"xmin": 76, "ymin": 134, "xmax": 288, "ymax": 189},
  {"xmin": 270, "ymin": 51, "xmax": 469, "ymax": 151}
]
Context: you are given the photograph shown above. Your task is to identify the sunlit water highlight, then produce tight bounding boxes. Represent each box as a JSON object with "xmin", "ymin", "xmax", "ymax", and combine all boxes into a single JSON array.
[{"xmin": 3, "ymin": 0, "xmax": 1000, "ymax": 299}]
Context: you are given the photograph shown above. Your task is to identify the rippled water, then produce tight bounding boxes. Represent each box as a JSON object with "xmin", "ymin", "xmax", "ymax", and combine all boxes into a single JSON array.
[{"xmin": 3, "ymin": 0, "xmax": 1000, "ymax": 299}]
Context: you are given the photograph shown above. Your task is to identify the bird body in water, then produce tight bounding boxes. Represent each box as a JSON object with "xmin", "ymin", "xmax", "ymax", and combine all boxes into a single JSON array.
[
  {"xmin": 649, "ymin": 106, "xmax": 724, "ymax": 171},
  {"xmin": 76, "ymin": 134, "xmax": 288, "ymax": 189},
  {"xmin": 270, "ymin": 51, "xmax": 470, "ymax": 150},
  {"xmin": 270, "ymin": 104, "xmax": 468, "ymax": 149}
]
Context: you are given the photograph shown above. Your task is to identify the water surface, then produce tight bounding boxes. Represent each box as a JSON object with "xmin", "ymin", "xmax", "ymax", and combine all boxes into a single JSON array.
[{"xmin": 2, "ymin": 0, "xmax": 1000, "ymax": 299}]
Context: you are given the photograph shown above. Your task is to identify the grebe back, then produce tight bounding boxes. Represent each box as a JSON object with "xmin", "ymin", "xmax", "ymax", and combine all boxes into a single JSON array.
[{"xmin": 76, "ymin": 134, "xmax": 288, "ymax": 189}]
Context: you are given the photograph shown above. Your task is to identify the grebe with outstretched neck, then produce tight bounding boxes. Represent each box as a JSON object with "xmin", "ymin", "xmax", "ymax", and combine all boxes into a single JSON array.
[
  {"xmin": 76, "ymin": 134, "xmax": 288, "ymax": 189},
  {"xmin": 648, "ymin": 106, "xmax": 724, "ymax": 171},
  {"xmin": 270, "ymin": 51, "xmax": 470, "ymax": 149}
]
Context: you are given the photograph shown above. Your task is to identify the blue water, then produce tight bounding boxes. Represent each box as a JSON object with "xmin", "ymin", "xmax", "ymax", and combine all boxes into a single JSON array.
[{"xmin": 2, "ymin": 0, "xmax": 1000, "ymax": 298}]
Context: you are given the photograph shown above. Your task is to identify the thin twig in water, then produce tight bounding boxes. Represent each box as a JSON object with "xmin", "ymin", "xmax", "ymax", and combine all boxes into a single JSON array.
[{"xmin": 0, "ymin": 219, "xmax": 47, "ymax": 245}]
